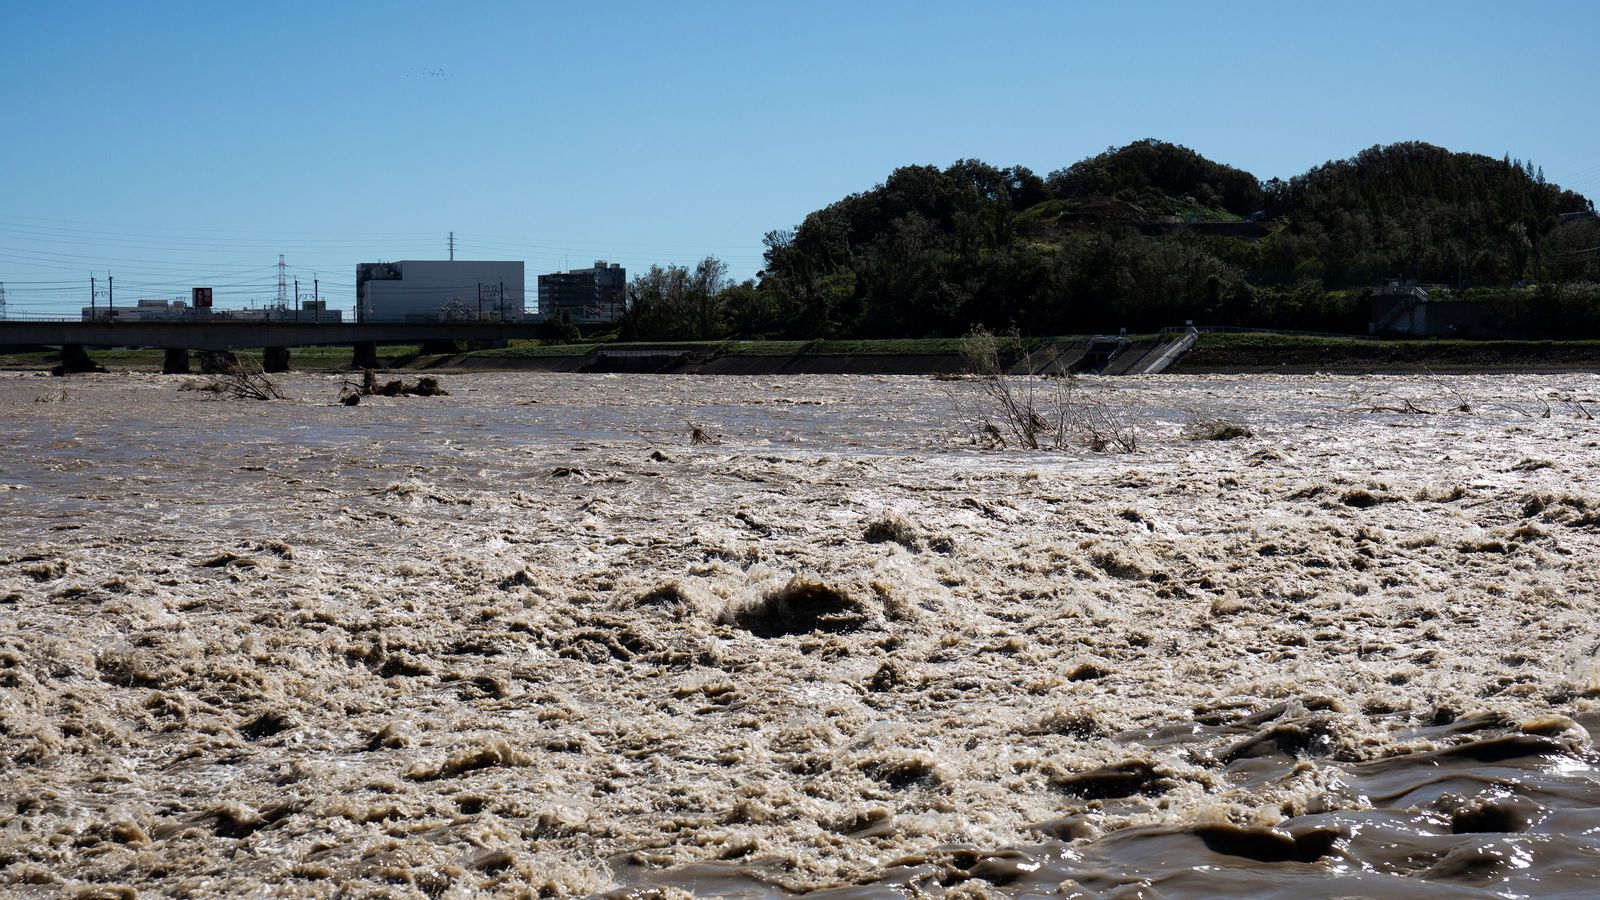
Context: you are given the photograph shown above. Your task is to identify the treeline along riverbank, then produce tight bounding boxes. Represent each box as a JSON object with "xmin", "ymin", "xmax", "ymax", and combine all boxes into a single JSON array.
[{"xmin": 617, "ymin": 140, "xmax": 1598, "ymax": 342}]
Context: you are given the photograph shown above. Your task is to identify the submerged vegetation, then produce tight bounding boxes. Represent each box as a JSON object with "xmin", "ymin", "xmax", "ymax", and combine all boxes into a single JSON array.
[
  {"xmin": 622, "ymin": 140, "xmax": 1597, "ymax": 341},
  {"xmin": 958, "ymin": 328, "xmax": 1139, "ymax": 453},
  {"xmin": 337, "ymin": 372, "xmax": 448, "ymax": 405},
  {"xmin": 179, "ymin": 355, "xmax": 285, "ymax": 401}
]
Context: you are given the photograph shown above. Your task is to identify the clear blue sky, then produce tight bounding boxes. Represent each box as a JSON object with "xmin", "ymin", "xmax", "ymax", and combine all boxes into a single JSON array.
[{"xmin": 3, "ymin": 0, "xmax": 1597, "ymax": 315}]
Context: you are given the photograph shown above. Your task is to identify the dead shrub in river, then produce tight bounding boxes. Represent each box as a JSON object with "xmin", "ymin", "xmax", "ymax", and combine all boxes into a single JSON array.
[
  {"xmin": 180, "ymin": 355, "xmax": 284, "ymax": 401},
  {"xmin": 958, "ymin": 327, "xmax": 1138, "ymax": 452},
  {"xmin": 338, "ymin": 371, "xmax": 448, "ymax": 405},
  {"xmin": 1183, "ymin": 417, "xmax": 1254, "ymax": 441},
  {"xmin": 1354, "ymin": 371, "xmax": 1494, "ymax": 416}
]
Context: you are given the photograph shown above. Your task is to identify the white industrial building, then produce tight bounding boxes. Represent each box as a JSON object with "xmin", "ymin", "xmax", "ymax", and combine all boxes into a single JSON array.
[
  {"xmin": 82, "ymin": 297, "xmax": 192, "ymax": 321},
  {"xmin": 355, "ymin": 260, "xmax": 526, "ymax": 323}
]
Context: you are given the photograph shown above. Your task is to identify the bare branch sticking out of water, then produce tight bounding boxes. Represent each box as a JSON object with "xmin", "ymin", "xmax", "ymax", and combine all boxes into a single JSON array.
[
  {"xmin": 1419, "ymin": 368, "xmax": 1473, "ymax": 413},
  {"xmin": 1077, "ymin": 391, "xmax": 1140, "ymax": 453},
  {"xmin": 1350, "ymin": 371, "xmax": 1472, "ymax": 413},
  {"xmin": 958, "ymin": 328, "xmax": 1138, "ymax": 453},
  {"xmin": 1549, "ymin": 391, "xmax": 1594, "ymax": 420},
  {"xmin": 180, "ymin": 356, "xmax": 284, "ymax": 401}
]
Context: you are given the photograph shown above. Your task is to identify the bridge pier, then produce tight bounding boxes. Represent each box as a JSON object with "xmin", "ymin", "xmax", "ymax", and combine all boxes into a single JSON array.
[
  {"xmin": 163, "ymin": 349, "xmax": 192, "ymax": 375},
  {"xmin": 263, "ymin": 346, "xmax": 290, "ymax": 373},
  {"xmin": 52, "ymin": 344, "xmax": 106, "ymax": 376},
  {"xmin": 418, "ymin": 339, "xmax": 460, "ymax": 355},
  {"xmin": 200, "ymin": 351, "xmax": 239, "ymax": 374},
  {"xmin": 352, "ymin": 341, "xmax": 379, "ymax": 370}
]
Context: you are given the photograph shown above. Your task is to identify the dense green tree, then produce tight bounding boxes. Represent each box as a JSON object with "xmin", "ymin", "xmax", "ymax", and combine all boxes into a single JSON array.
[
  {"xmin": 622, "ymin": 141, "xmax": 1597, "ymax": 341},
  {"xmin": 1048, "ymin": 139, "xmax": 1265, "ymax": 216},
  {"xmin": 1268, "ymin": 142, "xmax": 1591, "ymax": 286}
]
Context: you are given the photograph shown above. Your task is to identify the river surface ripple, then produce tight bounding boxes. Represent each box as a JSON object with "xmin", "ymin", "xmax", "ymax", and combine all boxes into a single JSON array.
[{"xmin": 2, "ymin": 371, "xmax": 1599, "ymax": 898}]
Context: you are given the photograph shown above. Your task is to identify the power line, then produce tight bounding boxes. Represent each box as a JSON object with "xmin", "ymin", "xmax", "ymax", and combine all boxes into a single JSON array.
[
  {"xmin": 0, "ymin": 212, "xmax": 444, "ymax": 238},
  {"xmin": 0, "ymin": 219, "xmax": 769, "ymax": 259},
  {"xmin": 1561, "ymin": 162, "xmax": 1600, "ymax": 181}
]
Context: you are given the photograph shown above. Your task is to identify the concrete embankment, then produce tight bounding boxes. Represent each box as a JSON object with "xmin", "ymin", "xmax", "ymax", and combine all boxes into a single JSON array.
[
  {"xmin": 419, "ymin": 351, "xmax": 977, "ymax": 376},
  {"xmin": 416, "ymin": 338, "xmax": 1166, "ymax": 376},
  {"xmin": 17, "ymin": 335, "xmax": 1600, "ymax": 376},
  {"xmin": 1170, "ymin": 340, "xmax": 1600, "ymax": 374}
]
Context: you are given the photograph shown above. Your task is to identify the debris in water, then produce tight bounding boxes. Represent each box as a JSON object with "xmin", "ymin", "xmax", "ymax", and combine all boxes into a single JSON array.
[
  {"xmin": 1183, "ymin": 417, "xmax": 1254, "ymax": 440},
  {"xmin": 862, "ymin": 512, "xmax": 924, "ymax": 551},
  {"xmin": 1052, "ymin": 761, "xmax": 1174, "ymax": 800},
  {"xmin": 721, "ymin": 576, "xmax": 870, "ymax": 637}
]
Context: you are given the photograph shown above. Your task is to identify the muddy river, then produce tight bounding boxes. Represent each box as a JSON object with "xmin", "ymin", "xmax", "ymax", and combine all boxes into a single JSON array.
[{"xmin": 2, "ymin": 371, "xmax": 1599, "ymax": 897}]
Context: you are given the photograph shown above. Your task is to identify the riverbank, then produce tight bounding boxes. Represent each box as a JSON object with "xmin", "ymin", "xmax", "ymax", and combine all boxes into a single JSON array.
[
  {"xmin": 1169, "ymin": 333, "xmax": 1600, "ymax": 374},
  {"xmin": 0, "ymin": 345, "xmax": 425, "ymax": 373},
  {"xmin": 12, "ymin": 334, "xmax": 1600, "ymax": 376}
]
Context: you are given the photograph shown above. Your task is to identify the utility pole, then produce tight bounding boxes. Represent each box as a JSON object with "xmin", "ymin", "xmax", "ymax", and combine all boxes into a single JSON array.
[
  {"xmin": 91, "ymin": 276, "xmax": 96, "ymax": 319},
  {"xmin": 107, "ymin": 274, "xmax": 113, "ymax": 310},
  {"xmin": 313, "ymin": 276, "xmax": 319, "ymax": 321},
  {"xmin": 449, "ymin": 231, "xmax": 455, "ymax": 261},
  {"xmin": 0, "ymin": 281, "xmax": 6, "ymax": 320},
  {"xmin": 499, "ymin": 281, "xmax": 506, "ymax": 321},
  {"xmin": 476, "ymin": 282, "xmax": 483, "ymax": 319},
  {"xmin": 294, "ymin": 279, "xmax": 300, "ymax": 321}
]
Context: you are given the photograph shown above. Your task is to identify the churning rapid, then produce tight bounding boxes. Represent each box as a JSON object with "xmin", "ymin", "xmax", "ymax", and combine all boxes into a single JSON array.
[{"xmin": 3, "ymin": 371, "xmax": 1600, "ymax": 897}]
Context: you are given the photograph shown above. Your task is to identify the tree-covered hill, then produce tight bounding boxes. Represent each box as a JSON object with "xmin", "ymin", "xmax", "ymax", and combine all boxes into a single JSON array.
[
  {"xmin": 1261, "ymin": 142, "xmax": 1592, "ymax": 286},
  {"xmin": 622, "ymin": 140, "xmax": 1598, "ymax": 340},
  {"xmin": 1048, "ymin": 139, "xmax": 1265, "ymax": 217}
]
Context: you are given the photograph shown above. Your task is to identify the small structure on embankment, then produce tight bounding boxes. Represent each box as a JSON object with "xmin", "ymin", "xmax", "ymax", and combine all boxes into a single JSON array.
[{"xmin": 1369, "ymin": 281, "xmax": 1501, "ymax": 338}]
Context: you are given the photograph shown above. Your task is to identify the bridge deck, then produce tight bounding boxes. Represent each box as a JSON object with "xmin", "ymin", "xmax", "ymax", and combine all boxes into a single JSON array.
[{"xmin": 0, "ymin": 321, "xmax": 550, "ymax": 352}]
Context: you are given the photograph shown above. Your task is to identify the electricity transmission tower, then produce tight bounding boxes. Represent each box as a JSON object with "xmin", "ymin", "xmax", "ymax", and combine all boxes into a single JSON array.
[{"xmin": 276, "ymin": 255, "xmax": 288, "ymax": 309}]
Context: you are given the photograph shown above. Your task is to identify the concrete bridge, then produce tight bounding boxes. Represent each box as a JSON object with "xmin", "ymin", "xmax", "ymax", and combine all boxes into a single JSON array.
[{"xmin": 0, "ymin": 320, "xmax": 551, "ymax": 373}]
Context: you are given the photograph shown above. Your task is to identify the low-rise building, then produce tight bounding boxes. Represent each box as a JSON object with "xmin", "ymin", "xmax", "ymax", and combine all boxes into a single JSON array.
[
  {"xmin": 538, "ymin": 260, "xmax": 625, "ymax": 324},
  {"xmin": 81, "ymin": 297, "xmax": 192, "ymax": 321},
  {"xmin": 80, "ymin": 297, "xmax": 343, "ymax": 323},
  {"xmin": 224, "ymin": 301, "xmax": 342, "ymax": 323}
]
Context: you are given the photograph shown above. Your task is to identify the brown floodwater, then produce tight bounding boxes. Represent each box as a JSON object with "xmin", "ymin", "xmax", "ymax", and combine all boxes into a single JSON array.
[{"xmin": 2, "ymin": 371, "xmax": 1599, "ymax": 897}]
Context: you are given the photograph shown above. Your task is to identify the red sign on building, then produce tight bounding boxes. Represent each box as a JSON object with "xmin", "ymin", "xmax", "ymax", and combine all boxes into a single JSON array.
[{"xmin": 192, "ymin": 287, "xmax": 213, "ymax": 309}]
